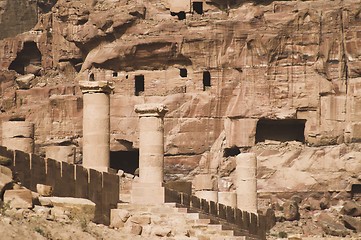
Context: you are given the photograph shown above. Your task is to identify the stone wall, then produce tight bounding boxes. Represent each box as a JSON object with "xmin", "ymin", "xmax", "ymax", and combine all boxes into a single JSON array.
[
  {"xmin": 0, "ymin": 145, "xmax": 119, "ymax": 225},
  {"xmin": 165, "ymin": 187, "xmax": 276, "ymax": 240}
]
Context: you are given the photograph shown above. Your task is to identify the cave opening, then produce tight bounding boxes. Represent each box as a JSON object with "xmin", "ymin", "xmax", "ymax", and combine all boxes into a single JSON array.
[
  {"xmin": 9, "ymin": 41, "xmax": 42, "ymax": 75},
  {"xmin": 171, "ymin": 11, "xmax": 186, "ymax": 20},
  {"xmin": 180, "ymin": 68, "xmax": 187, "ymax": 77},
  {"xmin": 255, "ymin": 119, "xmax": 306, "ymax": 143},
  {"xmin": 135, "ymin": 75, "xmax": 144, "ymax": 96},
  {"xmin": 203, "ymin": 71, "xmax": 211, "ymax": 90},
  {"xmin": 193, "ymin": 2, "xmax": 203, "ymax": 14},
  {"xmin": 110, "ymin": 150, "xmax": 139, "ymax": 175}
]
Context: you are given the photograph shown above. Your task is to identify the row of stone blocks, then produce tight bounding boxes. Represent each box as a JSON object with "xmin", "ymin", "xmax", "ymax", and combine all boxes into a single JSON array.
[
  {"xmin": 165, "ymin": 188, "xmax": 275, "ymax": 240},
  {"xmin": 0, "ymin": 145, "xmax": 119, "ymax": 225}
]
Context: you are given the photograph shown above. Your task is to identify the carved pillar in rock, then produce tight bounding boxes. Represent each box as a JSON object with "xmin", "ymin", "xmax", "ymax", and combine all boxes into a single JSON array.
[
  {"xmin": 131, "ymin": 103, "xmax": 168, "ymax": 204},
  {"xmin": 236, "ymin": 153, "xmax": 258, "ymax": 213},
  {"xmin": 45, "ymin": 146, "xmax": 75, "ymax": 164},
  {"xmin": 79, "ymin": 80, "xmax": 113, "ymax": 171},
  {"xmin": 2, "ymin": 120, "xmax": 34, "ymax": 153}
]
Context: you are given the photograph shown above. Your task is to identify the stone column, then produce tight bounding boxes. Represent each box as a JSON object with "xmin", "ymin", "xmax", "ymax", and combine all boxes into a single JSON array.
[
  {"xmin": 79, "ymin": 80, "xmax": 113, "ymax": 172},
  {"xmin": 2, "ymin": 120, "xmax": 34, "ymax": 153},
  {"xmin": 45, "ymin": 146, "xmax": 75, "ymax": 163},
  {"xmin": 131, "ymin": 103, "xmax": 168, "ymax": 204},
  {"xmin": 236, "ymin": 153, "xmax": 257, "ymax": 213}
]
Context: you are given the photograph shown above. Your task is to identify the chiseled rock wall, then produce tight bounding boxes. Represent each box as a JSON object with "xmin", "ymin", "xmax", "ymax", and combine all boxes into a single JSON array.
[{"xmin": 1, "ymin": 0, "xmax": 361, "ymax": 192}]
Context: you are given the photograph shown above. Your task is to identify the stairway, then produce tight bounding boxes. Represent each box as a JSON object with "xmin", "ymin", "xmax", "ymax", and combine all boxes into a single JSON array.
[{"xmin": 111, "ymin": 203, "xmax": 257, "ymax": 240}]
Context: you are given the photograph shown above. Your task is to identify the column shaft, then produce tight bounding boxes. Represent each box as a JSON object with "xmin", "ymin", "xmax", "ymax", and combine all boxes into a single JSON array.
[
  {"xmin": 236, "ymin": 153, "xmax": 257, "ymax": 213},
  {"xmin": 82, "ymin": 92, "xmax": 110, "ymax": 169},
  {"xmin": 138, "ymin": 116, "xmax": 164, "ymax": 184}
]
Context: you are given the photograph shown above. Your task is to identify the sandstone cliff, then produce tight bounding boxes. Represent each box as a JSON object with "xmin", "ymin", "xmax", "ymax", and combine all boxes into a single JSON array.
[{"xmin": 1, "ymin": 0, "xmax": 361, "ymax": 194}]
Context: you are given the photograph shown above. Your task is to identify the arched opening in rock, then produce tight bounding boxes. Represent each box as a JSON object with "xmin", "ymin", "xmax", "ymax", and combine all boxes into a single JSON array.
[
  {"xmin": 203, "ymin": 71, "xmax": 211, "ymax": 90},
  {"xmin": 255, "ymin": 119, "xmax": 306, "ymax": 143},
  {"xmin": 110, "ymin": 150, "xmax": 139, "ymax": 175},
  {"xmin": 135, "ymin": 75, "xmax": 144, "ymax": 96},
  {"xmin": 112, "ymin": 72, "xmax": 118, "ymax": 77},
  {"xmin": 193, "ymin": 2, "xmax": 203, "ymax": 14},
  {"xmin": 180, "ymin": 68, "xmax": 187, "ymax": 78},
  {"xmin": 9, "ymin": 41, "xmax": 42, "ymax": 75}
]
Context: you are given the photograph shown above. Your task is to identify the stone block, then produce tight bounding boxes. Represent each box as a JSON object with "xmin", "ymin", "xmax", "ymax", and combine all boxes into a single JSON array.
[
  {"xmin": 201, "ymin": 198, "xmax": 209, "ymax": 213},
  {"xmin": 110, "ymin": 208, "xmax": 130, "ymax": 228},
  {"xmin": 181, "ymin": 193, "xmax": 190, "ymax": 207},
  {"xmin": 39, "ymin": 197, "xmax": 95, "ymax": 221},
  {"xmin": 350, "ymin": 122, "xmax": 361, "ymax": 142},
  {"xmin": 210, "ymin": 201, "xmax": 217, "ymax": 215},
  {"xmin": 3, "ymin": 189, "xmax": 33, "ymax": 209},
  {"xmin": 218, "ymin": 203, "xmax": 227, "ymax": 220},
  {"xmin": 191, "ymin": 195, "xmax": 201, "ymax": 209},
  {"xmin": 224, "ymin": 118, "xmax": 258, "ymax": 147},
  {"xmin": 195, "ymin": 190, "xmax": 218, "ymax": 203},
  {"xmin": 168, "ymin": 0, "xmax": 190, "ymax": 13},
  {"xmin": 226, "ymin": 206, "xmax": 235, "ymax": 223},
  {"xmin": 218, "ymin": 192, "xmax": 237, "ymax": 208},
  {"xmin": 45, "ymin": 146, "xmax": 75, "ymax": 163},
  {"xmin": 14, "ymin": 150, "xmax": 31, "ymax": 189},
  {"xmin": 193, "ymin": 174, "xmax": 214, "ymax": 191},
  {"xmin": 131, "ymin": 182, "xmax": 165, "ymax": 205},
  {"xmin": 75, "ymin": 165, "xmax": 88, "ymax": 199},
  {"xmin": 165, "ymin": 188, "xmax": 181, "ymax": 204},
  {"xmin": 30, "ymin": 154, "xmax": 46, "ymax": 192},
  {"xmin": 36, "ymin": 184, "xmax": 53, "ymax": 197}
]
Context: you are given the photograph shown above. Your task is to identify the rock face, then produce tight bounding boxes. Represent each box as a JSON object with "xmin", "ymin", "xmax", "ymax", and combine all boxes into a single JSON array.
[{"xmin": 1, "ymin": 0, "xmax": 361, "ymax": 195}]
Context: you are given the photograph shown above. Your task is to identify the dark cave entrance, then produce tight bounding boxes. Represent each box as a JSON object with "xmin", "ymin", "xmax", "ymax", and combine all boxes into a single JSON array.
[
  {"xmin": 110, "ymin": 150, "xmax": 139, "ymax": 175},
  {"xmin": 255, "ymin": 119, "xmax": 306, "ymax": 143},
  {"xmin": 135, "ymin": 75, "xmax": 144, "ymax": 96},
  {"xmin": 193, "ymin": 2, "xmax": 203, "ymax": 14},
  {"xmin": 9, "ymin": 41, "xmax": 42, "ymax": 75},
  {"xmin": 351, "ymin": 184, "xmax": 361, "ymax": 199},
  {"xmin": 203, "ymin": 71, "xmax": 211, "ymax": 91},
  {"xmin": 180, "ymin": 68, "xmax": 187, "ymax": 78}
]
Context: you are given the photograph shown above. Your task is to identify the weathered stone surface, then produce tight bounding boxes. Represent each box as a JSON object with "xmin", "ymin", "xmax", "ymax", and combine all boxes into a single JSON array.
[
  {"xmin": 0, "ymin": 156, "xmax": 12, "ymax": 166},
  {"xmin": 3, "ymin": 189, "xmax": 33, "ymax": 209},
  {"xmin": 15, "ymin": 74, "xmax": 35, "ymax": 89},
  {"xmin": 38, "ymin": 197, "xmax": 95, "ymax": 221},
  {"xmin": 343, "ymin": 215, "xmax": 361, "ymax": 232},
  {"xmin": 110, "ymin": 209, "xmax": 130, "ymax": 228},
  {"xmin": 316, "ymin": 212, "xmax": 349, "ymax": 237},
  {"xmin": 342, "ymin": 201, "xmax": 361, "ymax": 217},
  {"xmin": 36, "ymin": 184, "xmax": 53, "ymax": 197},
  {"xmin": 283, "ymin": 200, "xmax": 300, "ymax": 221},
  {"xmin": 0, "ymin": 166, "xmax": 13, "ymax": 196}
]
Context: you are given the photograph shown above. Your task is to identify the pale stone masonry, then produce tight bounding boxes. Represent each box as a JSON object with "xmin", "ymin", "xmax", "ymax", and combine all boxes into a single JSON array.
[
  {"xmin": 79, "ymin": 80, "xmax": 113, "ymax": 171},
  {"xmin": 131, "ymin": 103, "xmax": 168, "ymax": 205},
  {"xmin": 236, "ymin": 153, "xmax": 258, "ymax": 213},
  {"xmin": 45, "ymin": 146, "xmax": 75, "ymax": 163},
  {"xmin": 2, "ymin": 120, "xmax": 34, "ymax": 153}
]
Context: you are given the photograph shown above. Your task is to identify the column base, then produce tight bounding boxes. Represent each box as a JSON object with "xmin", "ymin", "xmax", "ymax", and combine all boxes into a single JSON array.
[{"xmin": 131, "ymin": 182, "xmax": 165, "ymax": 205}]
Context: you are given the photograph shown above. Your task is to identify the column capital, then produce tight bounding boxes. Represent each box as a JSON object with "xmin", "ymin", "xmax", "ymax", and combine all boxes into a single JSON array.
[
  {"xmin": 79, "ymin": 80, "xmax": 114, "ymax": 94},
  {"xmin": 135, "ymin": 103, "xmax": 168, "ymax": 117}
]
